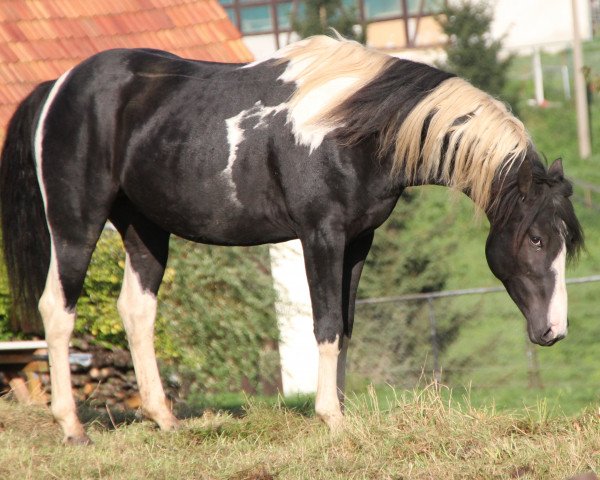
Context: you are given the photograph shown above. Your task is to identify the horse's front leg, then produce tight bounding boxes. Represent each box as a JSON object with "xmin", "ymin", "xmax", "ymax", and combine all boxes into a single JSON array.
[
  {"xmin": 301, "ymin": 228, "xmax": 348, "ymax": 431},
  {"xmin": 337, "ymin": 232, "xmax": 374, "ymax": 407}
]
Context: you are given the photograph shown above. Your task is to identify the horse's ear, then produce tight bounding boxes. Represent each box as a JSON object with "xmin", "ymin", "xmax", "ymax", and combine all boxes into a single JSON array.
[
  {"xmin": 548, "ymin": 158, "xmax": 564, "ymax": 180},
  {"xmin": 518, "ymin": 158, "xmax": 533, "ymax": 196}
]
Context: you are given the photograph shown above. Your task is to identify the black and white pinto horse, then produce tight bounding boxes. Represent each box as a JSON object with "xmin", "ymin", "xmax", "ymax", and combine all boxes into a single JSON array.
[{"xmin": 0, "ymin": 36, "xmax": 583, "ymax": 444}]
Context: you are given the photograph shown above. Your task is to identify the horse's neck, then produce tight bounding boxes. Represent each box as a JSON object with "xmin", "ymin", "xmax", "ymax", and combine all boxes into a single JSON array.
[{"xmin": 400, "ymin": 149, "xmax": 511, "ymax": 214}]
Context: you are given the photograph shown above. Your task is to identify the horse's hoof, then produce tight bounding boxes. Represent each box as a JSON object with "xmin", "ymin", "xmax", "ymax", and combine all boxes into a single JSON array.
[
  {"xmin": 63, "ymin": 434, "xmax": 93, "ymax": 446},
  {"xmin": 156, "ymin": 415, "xmax": 180, "ymax": 431},
  {"xmin": 318, "ymin": 413, "xmax": 344, "ymax": 434}
]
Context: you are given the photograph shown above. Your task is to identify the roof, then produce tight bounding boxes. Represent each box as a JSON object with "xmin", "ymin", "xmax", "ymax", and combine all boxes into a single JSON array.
[{"xmin": 0, "ymin": 0, "xmax": 253, "ymax": 134}]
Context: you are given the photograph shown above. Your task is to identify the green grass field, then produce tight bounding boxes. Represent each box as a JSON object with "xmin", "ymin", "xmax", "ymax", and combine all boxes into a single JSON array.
[{"xmin": 2, "ymin": 385, "xmax": 600, "ymax": 479}]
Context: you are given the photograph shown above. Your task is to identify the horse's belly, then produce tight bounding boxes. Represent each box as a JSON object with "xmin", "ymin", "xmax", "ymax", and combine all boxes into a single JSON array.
[{"xmin": 123, "ymin": 172, "xmax": 295, "ymax": 246}]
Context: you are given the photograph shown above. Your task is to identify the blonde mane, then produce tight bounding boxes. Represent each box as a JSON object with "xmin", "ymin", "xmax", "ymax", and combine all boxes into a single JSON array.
[
  {"xmin": 277, "ymin": 36, "xmax": 530, "ymax": 211},
  {"xmin": 387, "ymin": 77, "xmax": 529, "ymax": 211},
  {"xmin": 276, "ymin": 35, "xmax": 393, "ymax": 129}
]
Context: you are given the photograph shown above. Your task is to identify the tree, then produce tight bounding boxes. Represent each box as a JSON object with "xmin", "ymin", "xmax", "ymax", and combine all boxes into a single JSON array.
[
  {"xmin": 292, "ymin": 0, "xmax": 364, "ymax": 42},
  {"xmin": 437, "ymin": 1, "xmax": 512, "ymax": 98}
]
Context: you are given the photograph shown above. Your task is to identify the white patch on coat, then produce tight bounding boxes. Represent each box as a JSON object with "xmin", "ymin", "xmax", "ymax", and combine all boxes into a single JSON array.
[
  {"xmin": 117, "ymin": 254, "xmax": 178, "ymax": 430},
  {"xmin": 547, "ymin": 241, "xmax": 568, "ymax": 338},
  {"xmin": 282, "ymin": 76, "xmax": 357, "ymax": 152},
  {"xmin": 224, "ymin": 101, "xmax": 286, "ymax": 205},
  {"xmin": 33, "ymin": 69, "xmax": 72, "ymax": 210}
]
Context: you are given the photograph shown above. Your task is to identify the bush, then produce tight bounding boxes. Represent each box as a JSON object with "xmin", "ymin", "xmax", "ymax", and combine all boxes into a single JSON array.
[
  {"xmin": 157, "ymin": 239, "xmax": 279, "ymax": 397},
  {"xmin": 1, "ymin": 229, "xmax": 280, "ymax": 398}
]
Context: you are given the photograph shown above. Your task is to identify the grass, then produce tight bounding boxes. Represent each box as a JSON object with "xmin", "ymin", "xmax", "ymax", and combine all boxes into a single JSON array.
[{"xmin": 2, "ymin": 385, "xmax": 600, "ymax": 479}]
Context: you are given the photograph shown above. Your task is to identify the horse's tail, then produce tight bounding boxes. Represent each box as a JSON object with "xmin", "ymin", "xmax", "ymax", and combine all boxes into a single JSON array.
[{"xmin": 0, "ymin": 81, "xmax": 55, "ymax": 334}]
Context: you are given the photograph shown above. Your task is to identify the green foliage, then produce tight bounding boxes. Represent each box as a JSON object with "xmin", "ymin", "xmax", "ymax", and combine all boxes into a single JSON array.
[
  {"xmin": 293, "ymin": 0, "xmax": 364, "ymax": 42},
  {"xmin": 75, "ymin": 231, "xmax": 127, "ymax": 347},
  {"xmin": 0, "ymin": 255, "xmax": 14, "ymax": 341},
  {"xmin": 76, "ymin": 233, "xmax": 280, "ymax": 396},
  {"xmin": 350, "ymin": 191, "xmax": 465, "ymax": 386},
  {"xmin": 437, "ymin": 1, "xmax": 512, "ymax": 98},
  {"xmin": 158, "ymin": 239, "xmax": 279, "ymax": 396},
  {"xmin": 1, "ymin": 228, "xmax": 278, "ymax": 398}
]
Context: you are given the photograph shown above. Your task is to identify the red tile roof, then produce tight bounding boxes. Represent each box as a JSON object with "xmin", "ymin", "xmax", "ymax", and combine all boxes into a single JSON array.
[{"xmin": 0, "ymin": 0, "xmax": 253, "ymax": 135}]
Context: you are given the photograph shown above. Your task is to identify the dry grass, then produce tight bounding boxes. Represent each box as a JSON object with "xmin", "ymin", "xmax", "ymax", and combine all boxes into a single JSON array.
[{"xmin": 1, "ymin": 385, "xmax": 599, "ymax": 479}]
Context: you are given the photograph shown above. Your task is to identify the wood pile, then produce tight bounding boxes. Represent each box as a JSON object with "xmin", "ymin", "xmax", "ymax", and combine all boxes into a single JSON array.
[
  {"xmin": 35, "ymin": 336, "xmax": 179, "ymax": 411},
  {"xmin": 69, "ymin": 339, "xmax": 141, "ymax": 410}
]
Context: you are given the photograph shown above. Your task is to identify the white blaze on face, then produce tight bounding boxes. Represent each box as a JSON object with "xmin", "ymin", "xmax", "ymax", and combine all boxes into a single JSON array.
[{"xmin": 547, "ymin": 241, "xmax": 567, "ymax": 337}]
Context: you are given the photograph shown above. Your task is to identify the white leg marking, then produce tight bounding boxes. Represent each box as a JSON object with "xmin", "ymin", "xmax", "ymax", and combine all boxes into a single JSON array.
[
  {"xmin": 548, "ymin": 241, "xmax": 568, "ymax": 337},
  {"xmin": 315, "ymin": 334, "xmax": 343, "ymax": 431},
  {"xmin": 34, "ymin": 68, "xmax": 89, "ymax": 443},
  {"xmin": 39, "ymin": 249, "xmax": 88, "ymax": 443},
  {"xmin": 118, "ymin": 254, "xmax": 178, "ymax": 430}
]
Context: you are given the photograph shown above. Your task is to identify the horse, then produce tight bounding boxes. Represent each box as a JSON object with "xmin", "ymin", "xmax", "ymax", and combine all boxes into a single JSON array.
[{"xmin": 0, "ymin": 35, "xmax": 583, "ymax": 444}]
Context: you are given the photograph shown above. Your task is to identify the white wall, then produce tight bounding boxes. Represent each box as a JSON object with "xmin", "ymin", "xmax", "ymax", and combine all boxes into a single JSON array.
[
  {"xmin": 492, "ymin": 0, "xmax": 591, "ymax": 52},
  {"xmin": 269, "ymin": 241, "xmax": 318, "ymax": 395},
  {"xmin": 242, "ymin": 32, "xmax": 300, "ymax": 60}
]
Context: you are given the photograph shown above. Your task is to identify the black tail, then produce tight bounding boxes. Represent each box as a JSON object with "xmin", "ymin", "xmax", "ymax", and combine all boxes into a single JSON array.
[{"xmin": 0, "ymin": 81, "xmax": 55, "ymax": 334}]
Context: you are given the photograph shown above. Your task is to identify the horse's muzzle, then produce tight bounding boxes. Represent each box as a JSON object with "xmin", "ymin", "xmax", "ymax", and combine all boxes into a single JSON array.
[{"xmin": 530, "ymin": 325, "xmax": 567, "ymax": 346}]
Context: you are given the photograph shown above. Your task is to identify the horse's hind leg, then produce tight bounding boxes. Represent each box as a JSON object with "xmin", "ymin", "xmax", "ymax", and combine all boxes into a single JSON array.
[
  {"xmin": 40, "ymin": 231, "xmax": 105, "ymax": 445},
  {"xmin": 110, "ymin": 201, "xmax": 178, "ymax": 431}
]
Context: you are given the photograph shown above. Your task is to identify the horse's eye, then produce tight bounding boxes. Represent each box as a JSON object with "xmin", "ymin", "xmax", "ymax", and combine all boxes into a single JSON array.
[{"xmin": 529, "ymin": 236, "xmax": 543, "ymax": 248}]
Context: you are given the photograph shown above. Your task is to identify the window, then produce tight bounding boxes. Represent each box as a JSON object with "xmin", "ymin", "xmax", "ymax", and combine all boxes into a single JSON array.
[
  {"xmin": 219, "ymin": 1, "xmax": 445, "ymax": 36},
  {"xmin": 277, "ymin": 2, "xmax": 292, "ymax": 30},
  {"xmin": 240, "ymin": 5, "xmax": 273, "ymax": 33},
  {"xmin": 364, "ymin": 0, "xmax": 403, "ymax": 19},
  {"xmin": 407, "ymin": 0, "xmax": 444, "ymax": 14}
]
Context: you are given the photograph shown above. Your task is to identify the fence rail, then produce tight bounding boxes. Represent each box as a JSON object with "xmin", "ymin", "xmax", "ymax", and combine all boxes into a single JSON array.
[
  {"xmin": 351, "ymin": 274, "xmax": 600, "ymax": 391},
  {"xmin": 356, "ymin": 274, "xmax": 600, "ymax": 305}
]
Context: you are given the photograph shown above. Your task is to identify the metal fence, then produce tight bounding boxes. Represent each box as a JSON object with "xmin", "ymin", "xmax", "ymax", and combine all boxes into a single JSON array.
[{"xmin": 348, "ymin": 275, "xmax": 600, "ymax": 398}]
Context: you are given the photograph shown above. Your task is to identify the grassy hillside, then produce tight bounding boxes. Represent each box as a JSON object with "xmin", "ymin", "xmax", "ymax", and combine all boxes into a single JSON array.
[
  {"xmin": 348, "ymin": 44, "xmax": 600, "ymax": 416},
  {"xmin": 1, "ymin": 386, "xmax": 599, "ymax": 479}
]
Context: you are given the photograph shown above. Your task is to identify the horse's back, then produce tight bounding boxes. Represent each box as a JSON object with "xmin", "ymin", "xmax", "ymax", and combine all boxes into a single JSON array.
[{"xmin": 38, "ymin": 48, "xmax": 298, "ymax": 245}]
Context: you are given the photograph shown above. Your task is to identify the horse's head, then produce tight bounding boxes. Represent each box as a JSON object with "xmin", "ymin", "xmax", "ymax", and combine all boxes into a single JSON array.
[{"xmin": 485, "ymin": 155, "xmax": 583, "ymax": 346}]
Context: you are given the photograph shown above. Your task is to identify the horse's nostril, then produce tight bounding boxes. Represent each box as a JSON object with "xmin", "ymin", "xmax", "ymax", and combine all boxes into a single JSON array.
[
  {"xmin": 539, "ymin": 327, "xmax": 565, "ymax": 346},
  {"xmin": 542, "ymin": 327, "xmax": 554, "ymax": 341}
]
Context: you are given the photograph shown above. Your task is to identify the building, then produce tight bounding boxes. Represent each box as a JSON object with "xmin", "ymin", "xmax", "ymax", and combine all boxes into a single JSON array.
[
  {"xmin": 220, "ymin": 0, "xmax": 447, "ymax": 59},
  {"xmin": 223, "ymin": 0, "xmax": 593, "ymax": 61},
  {"xmin": 0, "ymin": 0, "xmax": 253, "ymax": 138}
]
